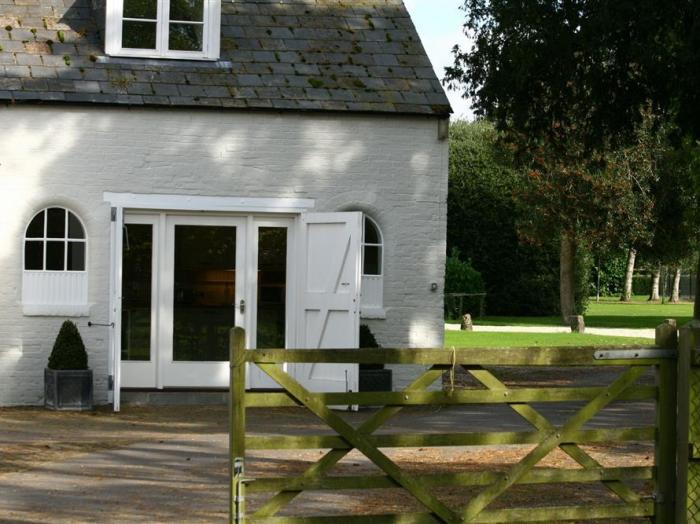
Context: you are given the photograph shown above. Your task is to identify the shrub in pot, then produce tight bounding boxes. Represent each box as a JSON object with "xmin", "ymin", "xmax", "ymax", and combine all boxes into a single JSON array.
[{"xmin": 45, "ymin": 320, "xmax": 93, "ymax": 411}]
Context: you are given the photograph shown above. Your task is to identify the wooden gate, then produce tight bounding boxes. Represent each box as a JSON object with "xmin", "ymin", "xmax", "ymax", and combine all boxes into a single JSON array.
[{"xmin": 229, "ymin": 326, "xmax": 682, "ymax": 523}]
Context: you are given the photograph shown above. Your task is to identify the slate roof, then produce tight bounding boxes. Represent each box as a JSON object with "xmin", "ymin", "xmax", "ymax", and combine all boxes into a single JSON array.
[{"xmin": 0, "ymin": 0, "xmax": 452, "ymax": 116}]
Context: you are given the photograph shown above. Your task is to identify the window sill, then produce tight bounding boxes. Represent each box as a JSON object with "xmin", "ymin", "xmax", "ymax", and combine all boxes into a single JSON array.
[
  {"xmin": 23, "ymin": 304, "xmax": 90, "ymax": 317},
  {"xmin": 360, "ymin": 307, "xmax": 386, "ymax": 320},
  {"xmin": 99, "ymin": 55, "xmax": 230, "ymax": 68}
]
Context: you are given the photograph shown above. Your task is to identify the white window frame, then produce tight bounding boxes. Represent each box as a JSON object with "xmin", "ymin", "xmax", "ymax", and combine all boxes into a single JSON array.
[
  {"xmin": 105, "ymin": 0, "xmax": 221, "ymax": 60},
  {"xmin": 360, "ymin": 215, "xmax": 385, "ymax": 318},
  {"xmin": 22, "ymin": 207, "xmax": 89, "ymax": 316}
]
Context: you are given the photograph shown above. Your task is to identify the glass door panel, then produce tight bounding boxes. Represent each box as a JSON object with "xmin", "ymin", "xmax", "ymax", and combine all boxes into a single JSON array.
[
  {"xmin": 173, "ymin": 225, "xmax": 237, "ymax": 362},
  {"xmin": 247, "ymin": 220, "xmax": 292, "ymax": 390},
  {"xmin": 122, "ymin": 223, "xmax": 153, "ymax": 361},
  {"xmin": 256, "ymin": 227, "xmax": 287, "ymax": 349}
]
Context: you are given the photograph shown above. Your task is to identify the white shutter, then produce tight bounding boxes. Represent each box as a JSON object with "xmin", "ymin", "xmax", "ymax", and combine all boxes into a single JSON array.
[
  {"xmin": 108, "ymin": 207, "xmax": 124, "ymax": 411},
  {"xmin": 293, "ymin": 212, "xmax": 362, "ymax": 393}
]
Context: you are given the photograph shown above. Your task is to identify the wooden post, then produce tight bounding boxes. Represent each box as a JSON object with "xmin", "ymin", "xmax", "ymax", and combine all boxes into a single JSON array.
[
  {"xmin": 655, "ymin": 320, "xmax": 678, "ymax": 523},
  {"xmin": 229, "ymin": 327, "xmax": 246, "ymax": 524},
  {"xmin": 656, "ymin": 319, "xmax": 678, "ymax": 350}
]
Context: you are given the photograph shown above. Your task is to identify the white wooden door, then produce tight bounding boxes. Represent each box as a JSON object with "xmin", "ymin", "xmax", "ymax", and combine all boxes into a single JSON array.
[
  {"xmin": 293, "ymin": 212, "xmax": 362, "ymax": 393},
  {"xmin": 161, "ymin": 215, "xmax": 246, "ymax": 387},
  {"xmin": 120, "ymin": 215, "xmax": 159, "ymax": 389}
]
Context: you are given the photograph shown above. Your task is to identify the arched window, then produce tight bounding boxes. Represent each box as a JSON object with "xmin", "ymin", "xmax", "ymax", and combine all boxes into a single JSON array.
[
  {"xmin": 22, "ymin": 207, "xmax": 89, "ymax": 316},
  {"xmin": 24, "ymin": 208, "xmax": 87, "ymax": 271},
  {"xmin": 361, "ymin": 215, "xmax": 384, "ymax": 316}
]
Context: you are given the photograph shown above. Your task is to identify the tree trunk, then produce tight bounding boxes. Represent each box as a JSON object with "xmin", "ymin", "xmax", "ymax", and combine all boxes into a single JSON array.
[
  {"xmin": 621, "ymin": 248, "xmax": 636, "ymax": 302},
  {"xmin": 560, "ymin": 234, "xmax": 577, "ymax": 325},
  {"xmin": 671, "ymin": 266, "xmax": 681, "ymax": 303},
  {"xmin": 649, "ymin": 265, "xmax": 661, "ymax": 301}
]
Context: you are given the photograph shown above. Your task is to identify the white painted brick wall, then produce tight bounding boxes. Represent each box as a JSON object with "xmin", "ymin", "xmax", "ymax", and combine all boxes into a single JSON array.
[{"xmin": 0, "ymin": 105, "xmax": 448, "ymax": 405}]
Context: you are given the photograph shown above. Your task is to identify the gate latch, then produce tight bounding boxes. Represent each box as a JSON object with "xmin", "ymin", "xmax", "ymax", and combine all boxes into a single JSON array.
[{"xmin": 594, "ymin": 349, "xmax": 676, "ymax": 360}]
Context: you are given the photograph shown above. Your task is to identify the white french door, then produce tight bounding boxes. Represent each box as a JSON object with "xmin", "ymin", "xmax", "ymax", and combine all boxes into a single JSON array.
[
  {"xmin": 120, "ymin": 214, "xmax": 159, "ymax": 388},
  {"xmin": 116, "ymin": 210, "xmax": 360, "ymax": 395},
  {"xmin": 161, "ymin": 215, "xmax": 246, "ymax": 387},
  {"xmin": 120, "ymin": 214, "xmax": 247, "ymax": 389}
]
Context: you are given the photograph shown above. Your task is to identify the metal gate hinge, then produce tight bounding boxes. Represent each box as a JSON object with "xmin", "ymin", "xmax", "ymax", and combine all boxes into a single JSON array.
[{"xmin": 691, "ymin": 349, "xmax": 700, "ymax": 367}]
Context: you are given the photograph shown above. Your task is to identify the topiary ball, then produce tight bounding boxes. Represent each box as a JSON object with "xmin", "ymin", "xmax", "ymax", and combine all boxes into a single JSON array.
[{"xmin": 48, "ymin": 320, "xmax": 88, "ymax": 370}]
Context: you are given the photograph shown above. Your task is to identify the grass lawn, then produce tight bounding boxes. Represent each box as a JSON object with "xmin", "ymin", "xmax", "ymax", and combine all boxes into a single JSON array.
[
  {"xmin": 445, "ymin": 330, "xmax": 654, "ymax": 348},
  {"xmin": 468, "ymin": 295, "xmax": 694, "ymax": 329}
]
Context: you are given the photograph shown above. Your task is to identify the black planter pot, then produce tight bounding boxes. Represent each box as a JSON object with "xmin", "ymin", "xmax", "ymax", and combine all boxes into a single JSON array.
[
  {"xmin": 359, "ymin": 368, "xmax": 393, "ymax": 392},
  {"xmin": 44, "ymin": 368, "xmax": 93, "ymax": 411}
]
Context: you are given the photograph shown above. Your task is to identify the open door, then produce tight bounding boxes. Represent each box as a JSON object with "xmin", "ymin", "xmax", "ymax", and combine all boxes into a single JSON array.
[
  {"xmin": 108, "ymin": 206, "xmax": 124, "ymax": 411},
  {"xmin": 293, "ymin": 212, "xmax": 362, "ymax": 393}
]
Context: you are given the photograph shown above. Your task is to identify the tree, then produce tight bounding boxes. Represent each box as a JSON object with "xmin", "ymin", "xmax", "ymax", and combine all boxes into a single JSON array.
[
  {"xmin": 446, "ymin": 0, "xmax": 700, "ymax": 320},
  {"xmin": 621, "ymin": 248, "xmax": 637, "ymax": 302},
  {"xmin": 447, "ymin": 120, "xmax": 590, "ymax": 316}
]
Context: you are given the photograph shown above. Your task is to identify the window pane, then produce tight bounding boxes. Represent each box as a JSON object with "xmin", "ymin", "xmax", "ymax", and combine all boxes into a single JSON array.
[
  {"xmin": 169, "ymin": 23, "xmax": 203, "ymax": 51},
  {"xmin": 173, "ymin": 225, "xmax": 236, "ymax": 362},
  {"xmin": 68, "ymin": 212, "xmax": 85, "ymax": 239},
  {"xmin": 46, "ymin": 208, "xmax": 66, "ymax": 238},
  {"xmin": 122, "ymin": 224, "xmax": 153, "ymax": 361},
  {"xmin": 124, "ymin": 0, "xmax": 157, "ymax": 19},
  {"xmin": 67, "ymin": 242, "xmax": 86, "ymax": 271},
  {"xmin": 257, "ymin": 228, "xmax": 287, "ymax": 349},
  {"xmin": 364, "ymin": 217, "xmax": 380, "ymax": 244},
  {"xmin": 170, "ymin": 0, "xmax": 203, "ymax": 21},
  {"xmin": 364, "ymin": 246, "xmax": 381, "ymax": 276},
  {"xmin": 122, "ymin": 20, "xmax": 157, "ymax": 49},
  {"xmin": 26, "ymin": 211, "xmax": 45, "ymax": 238},
  {"xmin": 46, "ymin": 241, "xmax": 65, "ymax": 270},
  {"xmin": 25, "ymin": 241, "xmax": 44, "ymax": 270}
]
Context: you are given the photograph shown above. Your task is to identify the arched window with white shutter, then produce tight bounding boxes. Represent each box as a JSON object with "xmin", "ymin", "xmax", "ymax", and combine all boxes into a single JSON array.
[
  {"xmin": 360, "ymin": 215, "xmax": 384, "ymax": 317},
  {"xmin": 22, "ymin": 207, "xmax": 89, "ymax": 316}
]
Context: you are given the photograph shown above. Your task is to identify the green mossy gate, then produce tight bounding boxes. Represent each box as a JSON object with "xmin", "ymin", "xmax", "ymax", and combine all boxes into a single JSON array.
[{"xmin": 228, "ymin": 322, "xmax": 699, "ymax": 523}]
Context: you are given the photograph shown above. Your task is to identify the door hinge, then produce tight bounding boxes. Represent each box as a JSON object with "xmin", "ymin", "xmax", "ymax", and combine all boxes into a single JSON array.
[
  {"xmin": 111, "ymin": 207, "xmax": 117, "ymax": 222},
  {"xmin": 108, "ymin": 375, "xmax": 114, "ymax": 391}
]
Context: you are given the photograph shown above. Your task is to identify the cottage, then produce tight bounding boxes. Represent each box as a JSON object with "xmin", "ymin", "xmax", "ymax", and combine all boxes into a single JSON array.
[{"xmin": 0, "ymin": 0, "xmax": 451, "ymax": 408}]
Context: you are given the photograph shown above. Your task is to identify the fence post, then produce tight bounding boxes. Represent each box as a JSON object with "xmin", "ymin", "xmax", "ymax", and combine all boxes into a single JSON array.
[
  {"xmin": 655, "ymin": 320, "xmax": 678, "ymax": 523},
  {"xmin": 229, "ymin": 327, "xmax": 247, "ymax": 524},
  {"xmin": 677, "ymin": 320, "xmax": 700, "ymax": 523}
]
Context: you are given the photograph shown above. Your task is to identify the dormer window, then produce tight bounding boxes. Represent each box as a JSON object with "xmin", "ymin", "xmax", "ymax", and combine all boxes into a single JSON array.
[{"xmin": 106, "ymin": 0, "xmax": 221, "ymax": 60}]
